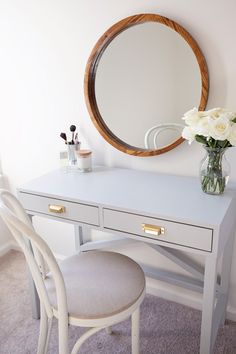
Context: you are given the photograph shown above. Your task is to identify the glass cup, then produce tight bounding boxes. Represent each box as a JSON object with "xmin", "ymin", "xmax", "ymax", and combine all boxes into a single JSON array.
[
  {"xmin": 67, "ymin": 143, "xmax": 80, "ymax": 170},
  {"xmin": 76, "ymin": 150, "xmax": 92, "ymax": 172}
]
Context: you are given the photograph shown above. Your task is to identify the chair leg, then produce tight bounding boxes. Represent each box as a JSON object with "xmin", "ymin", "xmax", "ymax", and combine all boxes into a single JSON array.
[
  {"xmin": 131, "ymin": 307, "xmax": 140, "ymax": 354},
  {"xmin": 105, "ymin": 326, "xmax": 113, "ymax": 335},
  {"xmin": 44, "ymin": 318, "xmax": 52, "ymax": 354},
  {"xmin": 37, "ymin": 305, "xmax": 49, "ymax": 354},
  {"xmin": 71, "ymin": 327, "xmax": 103, "ymax": 354},
  {"xmin": 58, "ymin": 316, "xmax": 69, "ymax": 354}
]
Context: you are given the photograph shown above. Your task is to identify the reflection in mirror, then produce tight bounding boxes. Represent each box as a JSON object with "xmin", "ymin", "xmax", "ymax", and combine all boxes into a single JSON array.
[
  {"xmin": 95, "ymin": 22, "xmax": 201, "ymax": 149},
  {"xmin": 144, "ymin": 124, "xmax": 184, "ymax": 150},
  {"xmin": 85, "ymin": 14, "xmax": 209, "ymax": 156}
]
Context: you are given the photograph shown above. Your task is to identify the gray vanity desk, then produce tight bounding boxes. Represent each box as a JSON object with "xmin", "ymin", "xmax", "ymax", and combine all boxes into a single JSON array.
[{"xmin": 18, "ymin": 166, "xmax": 236, "ymax": 354}]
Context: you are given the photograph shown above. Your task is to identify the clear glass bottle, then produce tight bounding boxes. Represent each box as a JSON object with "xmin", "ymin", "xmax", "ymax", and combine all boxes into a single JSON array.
[{"xmin": 200, "ymin": 146, "xmax": 230, "ymax": 195}]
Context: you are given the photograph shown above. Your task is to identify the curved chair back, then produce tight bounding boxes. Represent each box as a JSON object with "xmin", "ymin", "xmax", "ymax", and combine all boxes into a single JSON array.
[
  {"xmin": 144, "ymin": 123, "xmax": 184, "ymax": 149},
  {"xmin": 0, "ymin": 189, "xmax": 68, "ymax": 323}
]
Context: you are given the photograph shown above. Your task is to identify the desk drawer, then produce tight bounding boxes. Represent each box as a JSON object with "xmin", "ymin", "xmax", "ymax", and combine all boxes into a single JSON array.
[
  {"xmin": 103, "ymin": 209, "xmax": 212, "ymax": 251},
  {"xmin": 19, "ymin": 193, "xmax": 99, "ymax": 226}
]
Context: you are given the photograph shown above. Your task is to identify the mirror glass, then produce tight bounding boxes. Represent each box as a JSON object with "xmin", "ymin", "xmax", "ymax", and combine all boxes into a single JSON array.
[
  {"xmin": 85, "ymin": 14, "xmax": 208, "ymax": 156},
  {"xmin": 95, "ymin": 22, "xmax": 202, "ymax": 149}
]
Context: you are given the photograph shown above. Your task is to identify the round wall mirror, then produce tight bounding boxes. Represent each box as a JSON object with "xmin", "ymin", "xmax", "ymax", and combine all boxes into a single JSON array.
[{"xmin": 84, "ymin": 13, "xmax": 209, "ymax": 156}]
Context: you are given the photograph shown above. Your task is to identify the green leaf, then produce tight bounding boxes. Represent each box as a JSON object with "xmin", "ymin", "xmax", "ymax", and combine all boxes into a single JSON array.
[
  {"xmin": 208, "ymin": 138, "xmax": 215, "ymax": 148},
  {"xmin": 231, "ymin": 117, "xmax": 236, "ymax": 123},
  {"xmin": 218, "ymin": 140, "xmax": 227, "ymax": 147},
  {"xmin": 222, "ymin": 140, "xmax": 231, "ymax": 148},
  {"xmin": 195, "ymin": 135, "xmax": 207, "ymax": 144}
]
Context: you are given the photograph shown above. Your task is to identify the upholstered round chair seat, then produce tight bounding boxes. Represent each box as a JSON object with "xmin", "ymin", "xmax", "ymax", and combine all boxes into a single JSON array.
[{"xmin": 45, "ymin": 251, "xmax": 145, "ymax": 319}]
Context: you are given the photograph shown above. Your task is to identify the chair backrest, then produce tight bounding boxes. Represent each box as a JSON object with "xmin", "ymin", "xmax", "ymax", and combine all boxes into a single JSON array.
[
  {"xmin": 144, "ymin": 123, "xmax": 184, "ymax": 149},
  {"xmin": 0, "ymin": 189, "xmax": 68, "ymax": 321}
]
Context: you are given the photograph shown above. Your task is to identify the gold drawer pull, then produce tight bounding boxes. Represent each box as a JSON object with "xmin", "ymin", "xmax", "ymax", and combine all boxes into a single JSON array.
[
  {"xmin": 48, "ymin": 204, "xmax": 66, "ymax": 214},
  {"xmin": 142, "ymin": 223, "xmax": 165, "ymax": 236}
]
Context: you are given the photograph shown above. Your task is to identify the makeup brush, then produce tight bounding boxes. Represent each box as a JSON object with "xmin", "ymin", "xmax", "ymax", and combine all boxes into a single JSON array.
[
  {"xmin": 70, "ymin": 125, "xmax": 76, "ymax": 144},
  {"xmin": 60, "ymin": 132, "xmax": 67, "ymax": 143},
  {"xmin": 74, "ymin": 132, "xmax": 78, "ymax": 144}
]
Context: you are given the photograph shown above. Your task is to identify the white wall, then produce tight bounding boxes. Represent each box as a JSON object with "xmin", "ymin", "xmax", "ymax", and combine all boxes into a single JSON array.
[{"xmin": 1, "ymin": 0, "xmax": 236, "ymax": 318}]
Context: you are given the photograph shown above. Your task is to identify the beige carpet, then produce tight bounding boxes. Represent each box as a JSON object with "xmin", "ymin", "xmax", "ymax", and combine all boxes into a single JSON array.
[{"xmin": 1, "ymin": 250, "xmax": 236, "ymax": 354}]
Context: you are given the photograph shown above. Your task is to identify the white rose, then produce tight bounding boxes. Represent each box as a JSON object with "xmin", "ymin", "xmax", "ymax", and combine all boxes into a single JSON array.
[
  {"xmin": 228, "ymin": 112, "xmax": 236, "ymax": 121},
  {"xmin": 182, "ymin": 126, "xmax": 196, "ymax": 144},
  {"xmin": 208, "ymin": 116, "xmax": 232, "ymax": 141},
  {"xmin": 206, "ymin": 107, "xmax": 236, "ymax": 121},
  {"xmin": 229, "ymin": 124, "xmax": 236, "ymax": 146},
  {"xmin": 205, "ymin": 107, "xmax": 225, "ymax": 119},
  {"xmin": 194, "ymin": 116, "xmax": 210, "ymax": 137},
  {"xmin": 182, "ymin": 107, "xmax": 202, "ymax": 126}
]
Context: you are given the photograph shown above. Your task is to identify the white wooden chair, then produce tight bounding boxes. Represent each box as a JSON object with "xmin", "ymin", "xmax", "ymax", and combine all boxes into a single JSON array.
[
  {"xmin": 0, "ymin": 189, "xmax": 146, "ymax": 354},
  {"xmin": 144, "ymin": 123, "xmax": 184, "ymax": 149}
]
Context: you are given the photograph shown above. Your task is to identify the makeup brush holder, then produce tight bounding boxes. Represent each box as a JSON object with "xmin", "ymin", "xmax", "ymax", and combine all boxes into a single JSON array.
[{"xmin": 67, "ymin": 143, "xmax": 80, "ymax": 169}]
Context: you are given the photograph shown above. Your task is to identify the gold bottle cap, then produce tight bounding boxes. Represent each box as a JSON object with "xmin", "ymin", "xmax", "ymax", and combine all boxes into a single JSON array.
[{"xmin": 76, "ymin": 149, "xmax": 92, "ymax": 157}]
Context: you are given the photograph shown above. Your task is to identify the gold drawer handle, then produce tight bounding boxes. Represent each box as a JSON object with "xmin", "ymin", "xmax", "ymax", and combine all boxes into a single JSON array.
[
  {"xmin": 48, "ymin": 204, "xmax": 66, "ymax": 214},
  {"xmin": 142, "ymin": 223, "xmax": 165, "ymax": 236}
]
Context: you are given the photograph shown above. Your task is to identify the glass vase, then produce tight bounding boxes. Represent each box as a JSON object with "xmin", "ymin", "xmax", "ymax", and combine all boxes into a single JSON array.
[{"xmin": 200, "ymin": 146, "xmax": 230, "ymax": 195}]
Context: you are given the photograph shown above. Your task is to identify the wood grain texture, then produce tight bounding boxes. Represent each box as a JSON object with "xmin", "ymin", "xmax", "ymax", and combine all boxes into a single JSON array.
[{"xmin": 84, "ymin": 13, "xmax": 209, "ymax": 157}]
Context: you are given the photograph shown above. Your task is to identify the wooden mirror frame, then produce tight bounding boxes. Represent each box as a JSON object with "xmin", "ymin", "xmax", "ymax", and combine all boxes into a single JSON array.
[{"xmin": 84, "ymin": 13, "xmax": 209, "ymax": 156}]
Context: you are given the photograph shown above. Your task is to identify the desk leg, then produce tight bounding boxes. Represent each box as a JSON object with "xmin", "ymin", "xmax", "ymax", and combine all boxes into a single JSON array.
[
  {"xmin": 219, "ymin": 233, "xmax": 234, "ymax": 325},
  {"xmin": 74, "ymin": 225, "xmax": 84, "ymax": 252},
  {"xmin": 74, "ymin": 225, "xmax": 93, "ymax": 252},
  {"xmin": 200, "ymin": 255, "xmax": 218, "ymax": 354}
]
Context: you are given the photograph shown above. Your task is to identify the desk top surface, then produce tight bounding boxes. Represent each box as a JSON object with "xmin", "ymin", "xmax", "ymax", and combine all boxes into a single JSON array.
[{"xmin": 18, "ymin": 167, "xmax": 236, "ymax": 228}]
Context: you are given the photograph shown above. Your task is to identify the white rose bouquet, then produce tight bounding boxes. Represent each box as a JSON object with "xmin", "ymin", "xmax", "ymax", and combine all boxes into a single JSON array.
[
  {"xmin": 182, "ymin": 107, "xmax": 236, "ymax": 147},
  {"xmin": 181, "ymin": 107, "xmax": 236, "ymax": 195}
]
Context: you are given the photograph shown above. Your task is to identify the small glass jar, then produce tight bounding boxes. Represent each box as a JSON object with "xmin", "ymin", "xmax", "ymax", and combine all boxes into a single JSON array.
[{"xmin": 76, "ymin": 150, "xmax": 92, "ymax": 172}]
